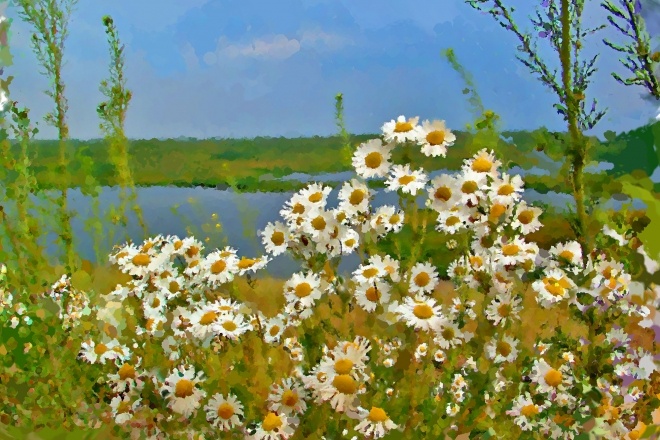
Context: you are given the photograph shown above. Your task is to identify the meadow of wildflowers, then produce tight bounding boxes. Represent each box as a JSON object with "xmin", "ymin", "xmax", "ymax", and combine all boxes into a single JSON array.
[{"xmin": 2, "ymin": 0, "xmax": 660, "ymax": 439}]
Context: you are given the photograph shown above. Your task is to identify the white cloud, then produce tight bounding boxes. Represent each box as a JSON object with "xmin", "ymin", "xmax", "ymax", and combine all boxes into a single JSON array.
[
  {"xmin": 215, "ymin": 34, "xmax": 301, "ymax": 60},
  {"xmin": 298, "ymin": 28, "xmax": 352, "ymax": 51}
]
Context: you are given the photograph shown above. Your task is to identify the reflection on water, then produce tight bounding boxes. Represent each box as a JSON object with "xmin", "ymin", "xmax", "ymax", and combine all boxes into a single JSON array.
[{"xmin": 0, "ymin": 165, "xmax": 648, "ymax": 278}]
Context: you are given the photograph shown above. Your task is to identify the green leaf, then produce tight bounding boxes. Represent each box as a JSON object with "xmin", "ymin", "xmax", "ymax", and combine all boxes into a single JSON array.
[{"xmin": 618, "ymin": 177, "xmax": 660, "ymax": 261}]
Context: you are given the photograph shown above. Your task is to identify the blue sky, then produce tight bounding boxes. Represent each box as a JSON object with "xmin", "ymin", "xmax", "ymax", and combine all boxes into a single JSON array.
[{"xmin": 5, "ymin": 0, "xmax": 660, "ymax": 140}]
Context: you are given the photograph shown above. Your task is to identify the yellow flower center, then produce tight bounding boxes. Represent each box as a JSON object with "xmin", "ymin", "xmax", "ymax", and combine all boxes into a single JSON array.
[
  {"xmin": 211, "ymin": 260, "xmax": 227, "ymax": 274},
  {"xmin": 414, "ymin": 272, "xmax": 430, "ymax": 287},
  {"xmin": 426, "ymin": 130, "xmax": 446, "ymax": 146},
  {"xmin": 199, "ymin": 311, "xmax": 218, "ymax": 325},
  {"xmin": 262, "ymin": 412, "xmax": 283, "ymax": 431},
  {"xmin": 271, "ymin": 231, "xmax": 285, "ymax": 246},
  {"xmin": 472, "ymin": 157, "xmax": 493, "ymax": 173},
  {"xmin": 141, "ymin": 242, "xmax": 155, "ymax": 253},
  {"xmin": 362, "ymin": 268, "xmax": 379, "ymax": 279},
  {"xmin": 94, "ymin": 343, "xmax": 108, "ymax": 355},
  {"xmin": 389, "ymin": 214, "xmax": 401, "ymax": 225},
  {"xmin": 394, "ymin": 121, "xmax": 413, "ymax": 132},
  {"xmin": 398, "ymin": 175, "xmax": 416, "ymax": 186},
  {"xmin": 413, "ymin": 304, "xmax": 434, "ymax": 319},
  {"xmin": 282, "ymin": 390, "xmax": 299, "ymax": 407},
  {"xmin": 173, "ymin": 240, "xmax": 183, "ymax": 250},
  {"xmin": 222, "ymin": 321, "xmax": 238, "ymax": 332},
  {"xmin": 521, "ymin": 404, "xmax": 539, "ymax": 417},
  {"xmin": 365, "ymin": 152, "xmax": 383, "ymax": 169},
  {"xmin": 366, "ymin": 286, "xmax": 381, "ymax": 302},
  {"xmin": 544, "ymin": 368, "xmax": 563, "ymax": 387},
  {"xmin": 496, "ymin": 341, "xmax": 512, "ymax": 357},
  {"xmin": 502, "ymin": 244, "xmax": 520, "ymax": 256},
  {"xmin": 168, "ymin": 280, "xmax": 180, "ymax": 293},
  {"xmin": 238, "ymin": 257, "xmax": 257, "ymax": 270},
  {"xmin": 292, "ymin": 203, "xmax": 305, "ymax": 215},
  {"xmin": 368, "ymin": 406, "xmax": 389, "ymax": 422},
  {"xmin": 269, "ymin": 325, "xmax": 281, "ymax": 336},
  {"xmin": 334, "ymin": 359, "xmax": 354, "ymax": 375},
  {"xmin": 434, "ymin": 186, "xmax": 452, "ymax": 201},
  {"xmin": 345, "ymin": 238, "xmax": 356, "ymax": 248},
  {"xmin": 217, "ymin": 402, "xmax": 234, "ymax": 419},
  {"xmin": 497, "ymin": 184, "xmax": 515, "ymax": 196},
  {"xmin": 174, "ymin": 379, "xmax": 195, "ymax": 398},
  {"xmin": 332, "ymin": 374, "xmax": 358, "ymax": 394},
  {"xmin": 151, "ymin": 297, "xmax": 161, "ymax": 308},
  {"xmin": 118, "ymin": 363, "xmax": 136, "ymax": 380},
  {"xmin": 558, "ymin": 250, "xmax": 574, "ymax": 261},
  {"xmin": 517, "ymin": 210, "xmax": 534, "ymax": 224},
  {"xmin": 490, "ymin": 203, "xmax": 507, "ymax": 218},
  {"xmin": 132, "ymin": 253, "xmax": 150, "ymax": 266},
  {"xmin": 441, "ymin": 328, "xmax": 455, "ymax": 341},
  {"xmin": 311, "ymin": 216, "xmax": 326, "ymax": 231},
  {"xmin": 445, "ymin": 216, "xmax": 460, "ymax": 226},
  {"xmin": 308, "ymin": 191, "xmax": 323, "ymax": 203},
  {"xmin": 186, "ymin": 246, "xmax": 200, "ymax": 258},
  {"xmin": 461, "ymin": 181, "xmax": 478, "ymax": 194},
  {"xmin": 497, "ymin": 304, "xmax": 511, "ymax": 317},
  {"xmin": 350, "ymin": 189, "xmax": 366, "ymax": 205},
  {"xmin": 295, "ymin": 282, "xmax": 313, "ymax": 298}
]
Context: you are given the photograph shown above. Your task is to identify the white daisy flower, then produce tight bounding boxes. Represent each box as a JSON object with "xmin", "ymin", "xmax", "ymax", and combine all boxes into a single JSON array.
[
  {"xmin": 382, "ymin": 115, "xmax": 420, "ymax": 143},
  {"xmin": 280, "ymin": 192, "xmax": 314, "ymax": 227},
  {"xmin": 268, "ymin": 377, "xmax": 308, "ymax": 415},
  {"xmin": 385, "ymin": 164, "xmax": 428, "ymax": 196},
  {"xmin": 354, "ymin": 279, "xmax": 391, "ymax": 313},
  {"xmin": 532, "ymin": 268, "xmax": 576, "ymax": 307},
  {"xmin": 339, "ymin": 227, "xmax": 360, "ymax": 255},
  {"xmin": 531, "ymin": 358, "xmax": 574, "ymax": 394},
  {"xmin": 435, "ymin": 207, "xmax": 470, "ymax": 235},
  {"xmin": 549, "ymin": 240, "xmax": 583, "ymax": 268},
  {"xmin": 354, "ymin": 406, "xmax": 398, "ymax": 439},
  {"xmin": 260, "ymin": 221, "xmax": 291, "ymax": 256},
  {"xmin": 109, "ymin": 392, "xmax": 142, "ymax": 425},
  {"xmin": 297, "ymin": 182, "xmax": 333, "ymax": 211},
  {"xmin": 457, "ymin": 169, "xmax": 488, "ymax": 206},
  {"xmin": 433, "ymin": 320, "xmax": 465, "ymax": 350},
  {"xmin": 301, "ymin": 209, "xmax": 339, "ymax": 242},
  {"xmin": 505, "ymin": 392, "xmax": 549, "ymax": 432},
  {"xmin": 142, "ymin": 290, "xmax": 168, "ymax": 317},
  {"xmin": 284, "ymin": 272, "xmax": 323, "ymax": 310},
  {"xmin": 366, "ymin": 205, "xmax": 405, "ymax": 236},
  {"xmin": 352, "ymin": 139, "xmax": 396, "ymax": 179},
  {"xmin": 494, "ymin": 235, "xmax": 529, "ymax": 267},
  {"xmin": 247, "ymin": 412, "xmax": 297, "ymax": 439},
  {"xmin": 236, "ymin": 255, "xmax": 270, "ymax": 276},
  {"xmin": 161, "ymin": 365, "xmax": 207, "ymax": 418},
  {"xmin": 485, "ymin": 293, "xmax": 523, "ymax": 327},
  {"xmin": 352, "ymin": 263, "xmax": 385, "ymax": 285},
  {"xmin": 510, "ymin": 201, "xmax": 544, "ymax": 235},
  {"xmin": 488, "ymin": 173, "xmax": 525, "ymax": 205},
  {"xmin": 338, "ymin": 179, "xmax": 372, "ymax": 216},
  {"xmin": 369, "ymin": 254, "xmax": 401, "ymax": 282},
  {"xmin": 408, "ymin": 261, "xmax": 439, "ymax": 295},
  {"xmin": 78, "ymin": 339, "xmax": 126, "ymax": 365},
  {"xmin": 427, "ymin": 174, "xmax": 461, "ymax": 213},
  {"xmin": 397, "ymin": 296, "xmax": 446, "ymax": 333},
  {"xmin": 262, "ymin": 315, "xmax": 287, "ymax": 344},
  {"xmin": 463, "ymin": 148, "xmax": 502, "ymax": 179},
  {"xmin": 107, "ymin": 358, "xmax": 146, "ymax": 393},
  {"xmin": 485, "ymin": 334, "xmax": 519, "ymax": 364},
  {"xmin": 316, "ymin": 374, "xmax": 364, "ymax": 413},
  {"xmin": 415, "ymin": 119, "xmax": 456, "ymax": 157},
  {"xmin": 204, "ymin": 393, "xmax": 244, "ymax": 431},
  {"xmin": 213, "ymin": 313, "xmax": 253, "ymax": 341}
]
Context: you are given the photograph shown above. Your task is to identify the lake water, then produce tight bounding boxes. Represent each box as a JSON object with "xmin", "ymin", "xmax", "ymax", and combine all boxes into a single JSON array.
[{"xmin": 1, "ymin": 163, "xmax": 652, "ymax": 278}]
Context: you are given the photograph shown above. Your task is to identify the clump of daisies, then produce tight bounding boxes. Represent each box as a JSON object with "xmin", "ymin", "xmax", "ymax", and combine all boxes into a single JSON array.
[{"xmin": 65, "ymin": 113, "xmax": 660, "ymax": 439}]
